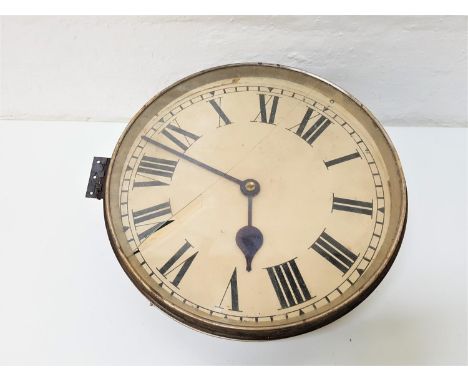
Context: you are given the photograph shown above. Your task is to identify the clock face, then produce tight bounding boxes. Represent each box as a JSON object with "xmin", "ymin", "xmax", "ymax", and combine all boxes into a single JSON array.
[{"xmin": 105, "ymin": 64, "xmax": 407, "ymax": 339}]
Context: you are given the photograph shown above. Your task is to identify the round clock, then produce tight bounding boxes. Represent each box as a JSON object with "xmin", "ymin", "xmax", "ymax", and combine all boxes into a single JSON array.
[{"xmin": 101, "ymin": 63, "xmax": 407, "ymax": 340}]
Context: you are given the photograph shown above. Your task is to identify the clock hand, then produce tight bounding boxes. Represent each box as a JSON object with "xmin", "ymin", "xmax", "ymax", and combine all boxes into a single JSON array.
[
  {"xmin": 142, "ymin": 136, "xmax": 243, "ymax": 186},
  {"xmin": 236, "ymin": 192, "xmax": 263, "ymax": 272},
  {"xmin": 248, "ymin": 195, "xmax": 253, "ymax": 226},
  {"xmin": 143, "ymin": 135, "xmax": 264, "ymax": 270}
]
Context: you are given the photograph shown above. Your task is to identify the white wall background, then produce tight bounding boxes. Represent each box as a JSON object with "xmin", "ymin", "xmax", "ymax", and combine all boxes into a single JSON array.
[
  {"xmin": 0, "ymin": 16, "xmax": 467, "ymax": 126},
  {"xmin": 0, "ymin": 16, "xmax": 466, "ymax": 365}
]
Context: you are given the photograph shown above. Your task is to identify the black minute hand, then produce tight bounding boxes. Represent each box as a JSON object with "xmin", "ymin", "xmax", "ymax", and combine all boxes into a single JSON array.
[{"xmin": 142, "ymin": 136, "xmax": 243, "ymax": 186}]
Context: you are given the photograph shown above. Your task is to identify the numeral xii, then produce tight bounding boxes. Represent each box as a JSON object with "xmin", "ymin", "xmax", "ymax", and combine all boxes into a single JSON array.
[{"xmin": 290, "ymin": 107, "xmax": 331, "ymax": 145}]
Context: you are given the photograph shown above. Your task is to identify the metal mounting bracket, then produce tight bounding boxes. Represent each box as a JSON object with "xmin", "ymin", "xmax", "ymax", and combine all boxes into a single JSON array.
[{"xmin": 85, "ymin": 157, "xmax": 110, "ymax": 200}]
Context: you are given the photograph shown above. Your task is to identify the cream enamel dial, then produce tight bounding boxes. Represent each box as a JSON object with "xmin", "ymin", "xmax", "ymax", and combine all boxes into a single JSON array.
[{"xmin": 104, "ymin": 64, "xmax": 407, "ymax": 340}]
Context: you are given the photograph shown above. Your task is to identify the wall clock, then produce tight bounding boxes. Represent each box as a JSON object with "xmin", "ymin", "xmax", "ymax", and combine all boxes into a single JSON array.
[{"xmin": 86, "ymin": 63, "xmax": 407, "ymax": 340}]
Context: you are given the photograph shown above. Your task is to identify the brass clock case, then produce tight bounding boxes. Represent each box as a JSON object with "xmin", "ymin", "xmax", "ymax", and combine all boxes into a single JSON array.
[{"xmin": 103, "ymin": 63, "xmax": 407, "ymax": 340}]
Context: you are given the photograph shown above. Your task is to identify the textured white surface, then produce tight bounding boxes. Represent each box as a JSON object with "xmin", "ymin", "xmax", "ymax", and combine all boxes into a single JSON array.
[
  {"xmin": 0, "ymin": 16, "xmax": 467, "ymax": 126},
  {"xmin": 0, "ymin": 121, "xmax": 465, "ymax": 365}
]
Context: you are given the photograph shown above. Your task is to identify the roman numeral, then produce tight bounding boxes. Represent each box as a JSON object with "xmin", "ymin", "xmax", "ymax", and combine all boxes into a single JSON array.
[
  {"xmin": 252, "ymin": 94, "xmax": 279, "ymax": 124},
  {"xmin": 158, "ymin": 240, "xmax": 198, "ymax": 287},
  {"xmin": 324, "ymin": 150, "xmax": 361, "ymax": 168},
  {"xmin": 218, "ymin": 268, "xmax": 240, "ymax": 311},
  {"xmin": 310, "ymin": 232, "xmax": 358, "ymax": 274},
  {"xmin": 208, "ymin": 99, "xmax": 231, "ymax": 127},
  {"xmin": 289, "ymin": 107, "xmax": 331, "ymax": 145},
  {"xmin": 132, "ymin": 201, "xmax": 172, "ymax": 241},
  {"xmin": 134, "ymin": 156, "xmax": 177, "ymax": 187},
  {"xmin": 332, "ymin": 195, "xmax": 373, "ymax": 216},
  {"xmin": 161, "ymin": 121, "xmax": 200, "ymax": 152},
  {"xmin": 266, "ymin": 258, "xmax": 313, "ymax": 309}
]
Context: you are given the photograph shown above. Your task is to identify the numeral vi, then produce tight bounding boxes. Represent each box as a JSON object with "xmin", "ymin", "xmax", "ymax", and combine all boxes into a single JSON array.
[{"xmin": 218, "ymin": 268, "xmax": 240, "ymax": 311}]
